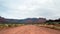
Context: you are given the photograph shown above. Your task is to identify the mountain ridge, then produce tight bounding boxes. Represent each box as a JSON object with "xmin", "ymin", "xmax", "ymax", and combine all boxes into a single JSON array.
[{"xmin": 0, "ymin": 16, "xmax": 46, "ymax": 24}]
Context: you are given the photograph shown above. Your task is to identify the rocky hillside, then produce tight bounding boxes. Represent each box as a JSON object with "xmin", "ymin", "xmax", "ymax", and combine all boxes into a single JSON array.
[{"xmin": 0, "ymin": 16, "xmax": 46, "ymax": 24}]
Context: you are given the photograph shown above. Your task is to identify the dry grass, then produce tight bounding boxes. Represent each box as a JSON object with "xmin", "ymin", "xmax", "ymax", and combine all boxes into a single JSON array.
[
  {"xmin": 36, "ymin": 24, "xmax": 60, "ymax": 30},
  {"xmin": 0, "ymin": 23, "xmax": 60, "ymax": 31}
]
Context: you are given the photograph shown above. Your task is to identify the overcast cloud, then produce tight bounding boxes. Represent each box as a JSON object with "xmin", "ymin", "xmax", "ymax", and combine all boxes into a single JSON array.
[{"xmin": 0, "ymin": 0, "xmax": 60, "ymax": 19}]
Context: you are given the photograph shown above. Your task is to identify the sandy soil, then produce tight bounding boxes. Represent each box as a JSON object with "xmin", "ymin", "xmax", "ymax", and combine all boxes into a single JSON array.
[{"xmin": 0, "ymin": 25, "xmax": 60, "ymax": 34}]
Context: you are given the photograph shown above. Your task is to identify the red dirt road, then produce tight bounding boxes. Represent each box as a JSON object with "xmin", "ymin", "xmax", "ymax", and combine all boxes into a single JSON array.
[{"xmin": 0, "ymin": 25, "xmax": 60, "ymax": 34}]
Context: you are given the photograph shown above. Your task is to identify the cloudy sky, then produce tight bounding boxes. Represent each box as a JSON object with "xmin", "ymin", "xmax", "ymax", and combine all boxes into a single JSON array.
[{"xmin": 0, "ymin": 0, "xmax": 60, "ymax": 19}]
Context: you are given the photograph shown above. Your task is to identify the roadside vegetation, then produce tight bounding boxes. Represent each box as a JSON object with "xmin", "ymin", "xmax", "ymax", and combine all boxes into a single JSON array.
[
  {"xmin": 0, "ymin": 24, "xmax": 25, "ymax": 30},
  {"xmin": 0, "ymin": 22, "xmax": 60, "ymax": 31},
  {"xmin": 37, "ymin": 24, "xmax": 60, "ymax": 30}
]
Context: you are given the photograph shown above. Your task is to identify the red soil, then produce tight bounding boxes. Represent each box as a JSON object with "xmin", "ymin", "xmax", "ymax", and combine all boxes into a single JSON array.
[{"xmin": 0, "ymin": 25, "xmax": 60, "ymax": 34}]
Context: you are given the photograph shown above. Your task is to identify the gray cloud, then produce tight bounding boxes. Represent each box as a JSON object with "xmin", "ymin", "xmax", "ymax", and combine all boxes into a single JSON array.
[{"xmin": 0, "ymin": 0, "xmax": 60, "ymax": 19}]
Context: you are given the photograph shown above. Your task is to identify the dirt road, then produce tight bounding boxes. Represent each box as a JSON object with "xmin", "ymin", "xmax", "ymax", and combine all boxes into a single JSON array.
[{"xmin": 0, "ymin": 25, "xmax": 60, "ymax": 34}]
